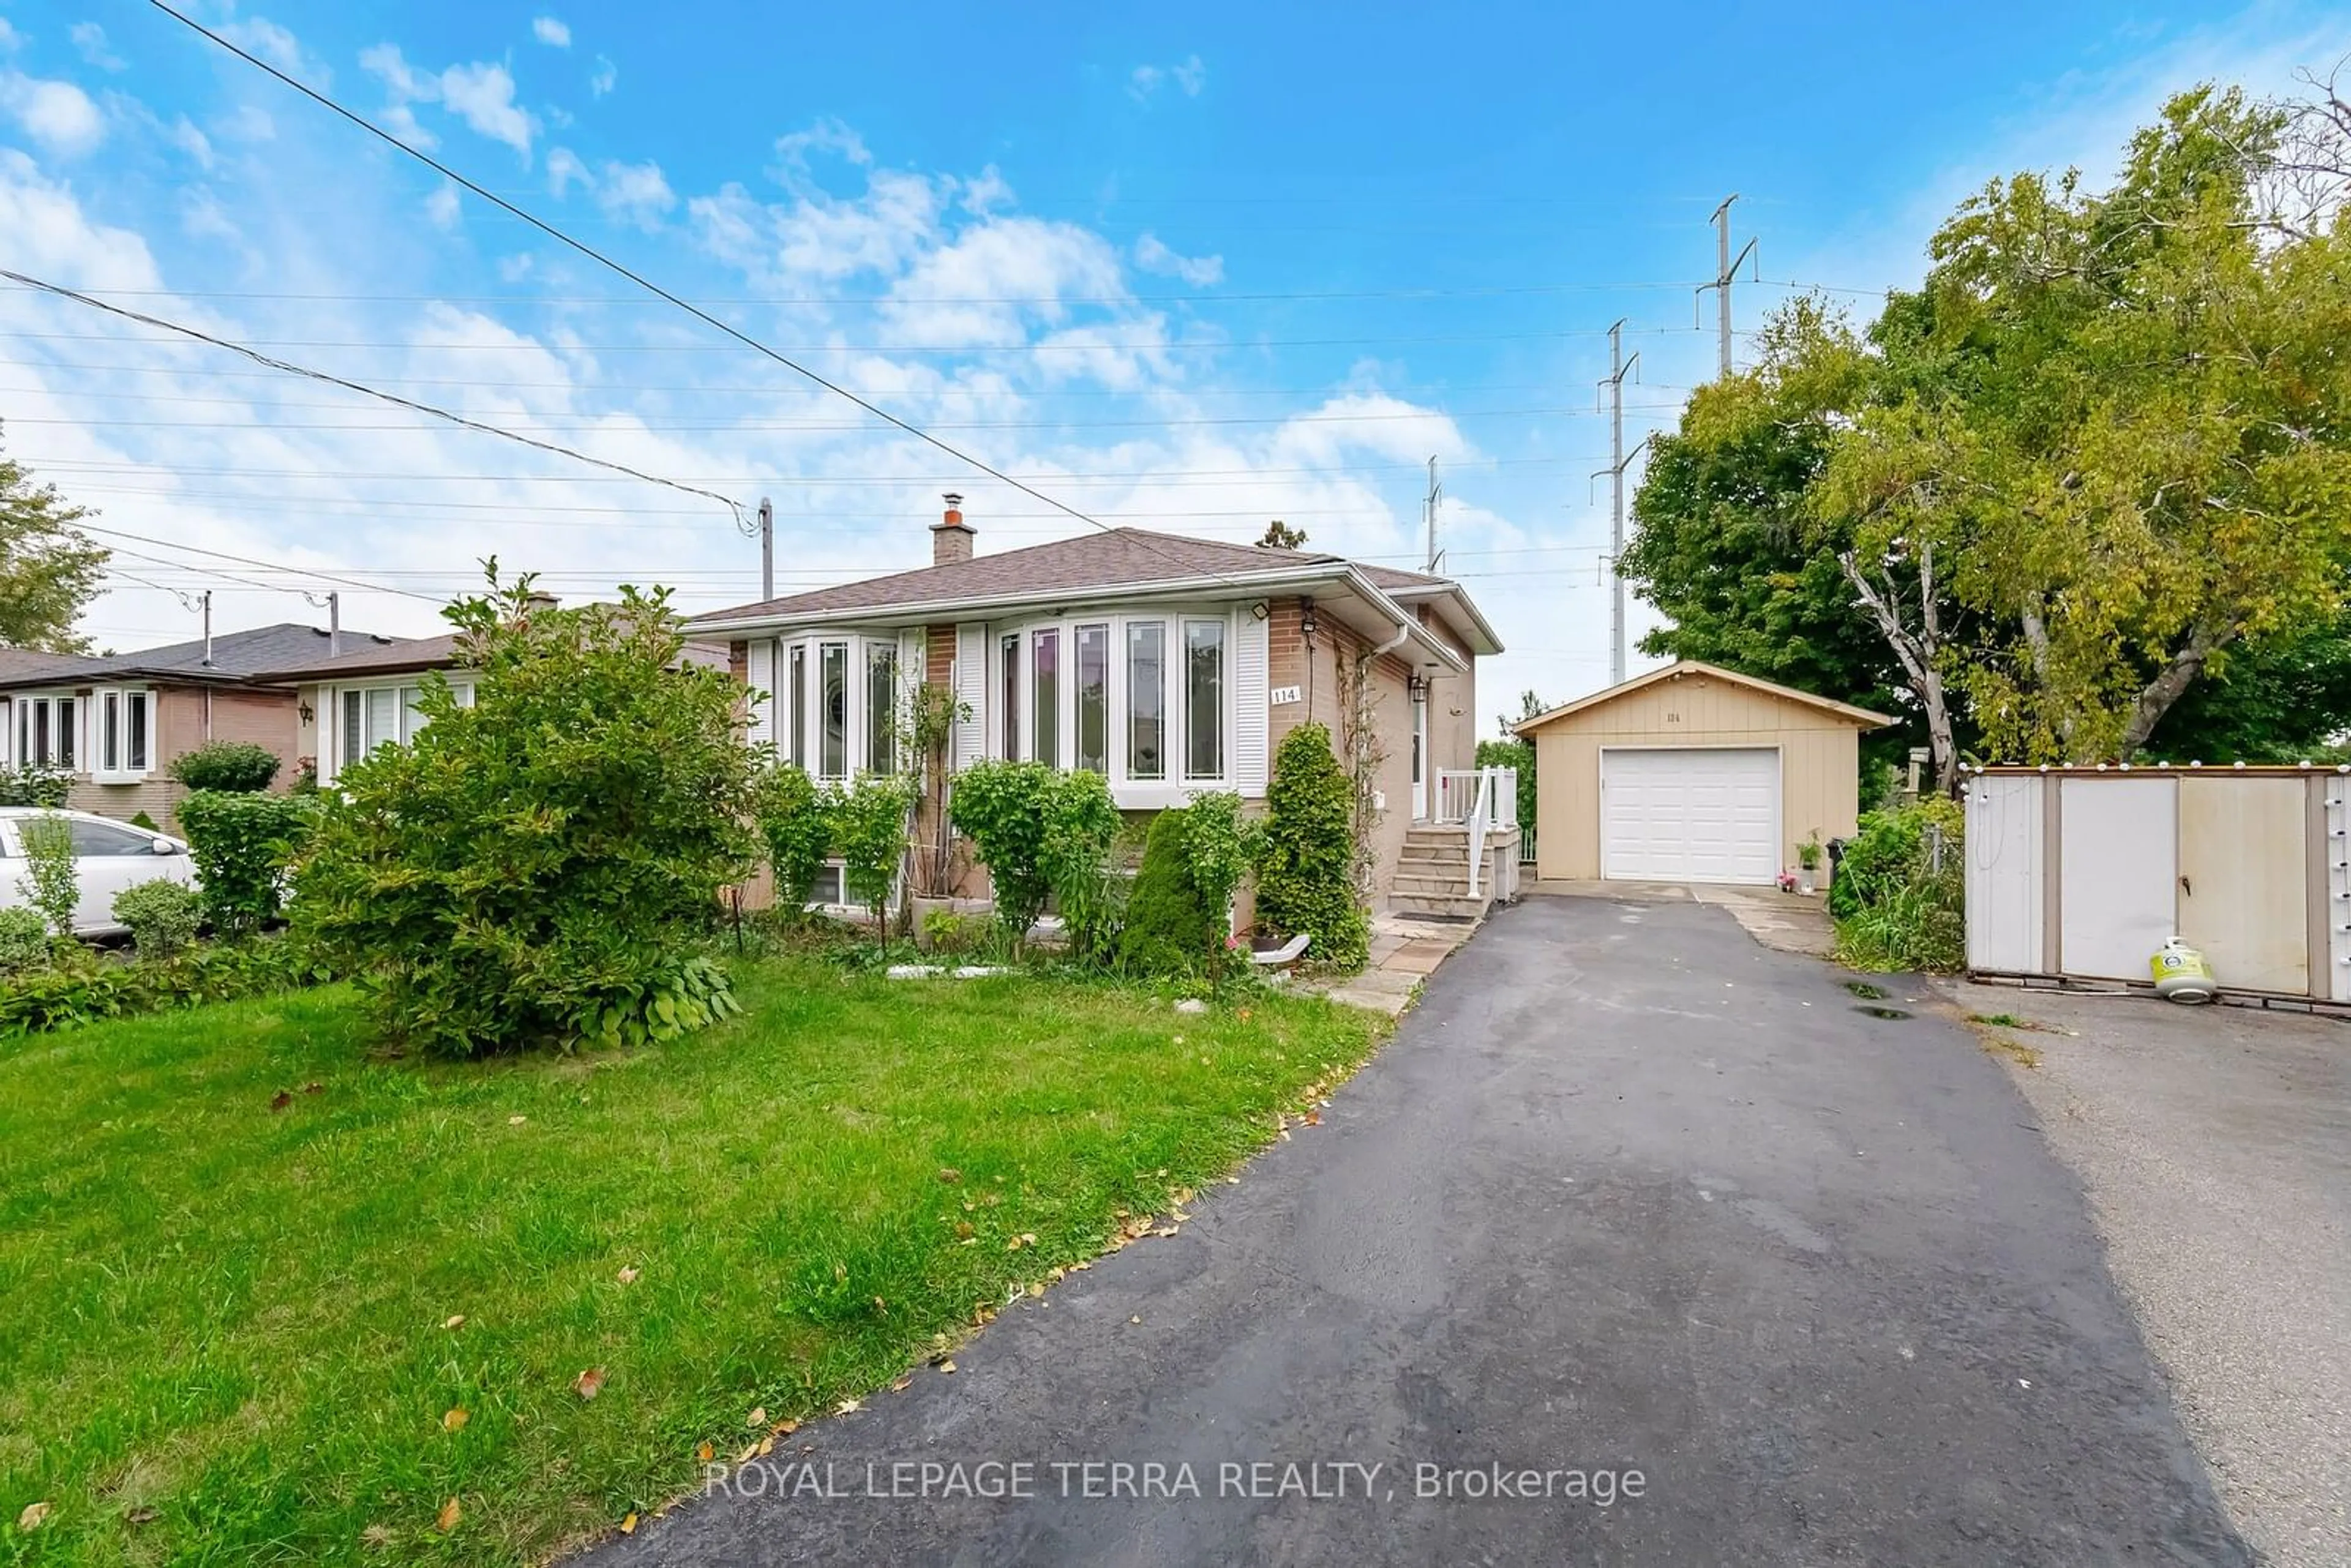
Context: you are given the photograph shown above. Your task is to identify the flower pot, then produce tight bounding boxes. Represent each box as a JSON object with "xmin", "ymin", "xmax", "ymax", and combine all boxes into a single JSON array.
[{"xmin": 1798, "ymin": 866, "xmax": 1817, "ymax": 895}]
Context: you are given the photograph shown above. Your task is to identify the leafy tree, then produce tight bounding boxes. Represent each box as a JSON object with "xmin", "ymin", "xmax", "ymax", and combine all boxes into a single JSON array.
[
  {"xmin": 1256, "ymin": 520, "xmax": 1308, "ymax": 550},
  {"xmin": 2141, "ymin": 610, "xmax": 2351, "ymax": 761},
  {"xmin": 1256, "ymin": 723, "xmax": 1368, "ymax": 969},
  {"xmin": 293, "ymin": 571, "xmax": 757, "ymax": 1057},
  {"xmin": 0, "ymin": 440, "xmax": 108, "ymax": 652}
]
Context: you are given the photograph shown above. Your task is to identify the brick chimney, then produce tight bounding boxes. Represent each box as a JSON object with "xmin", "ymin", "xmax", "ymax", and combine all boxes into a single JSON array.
[{"xmin": 931, "ymin": 493, "xmax": 975, "ymax": 566}]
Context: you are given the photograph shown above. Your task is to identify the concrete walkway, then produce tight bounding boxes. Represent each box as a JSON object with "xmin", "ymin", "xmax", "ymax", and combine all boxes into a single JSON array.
[
  {"xmin": 1302, "ymin": 914, "xmax": 1483, "ymax": 1016},
  {"xmin": 577, "ymin": 898, "xmax": 2244, "ymax": 1567}
]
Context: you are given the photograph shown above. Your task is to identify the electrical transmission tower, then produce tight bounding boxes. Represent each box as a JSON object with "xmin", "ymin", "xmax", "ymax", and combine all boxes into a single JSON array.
[
  {"xmin": 1697, "ymin": 193, "xmax": 1758, "ymax": 378},
  {"xmin": 1593, "ymin": 320, "xmax": 1648, "ymax": 686}
]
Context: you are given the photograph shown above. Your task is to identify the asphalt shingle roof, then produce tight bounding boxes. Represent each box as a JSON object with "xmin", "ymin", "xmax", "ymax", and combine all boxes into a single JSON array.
[
  {"xmin": 686, "ymin": 527, "xmax": 1387, "ymax": 625},
  {"xmin": 0, "ymin": 623, "xmax": 410, "ymax": 691}
]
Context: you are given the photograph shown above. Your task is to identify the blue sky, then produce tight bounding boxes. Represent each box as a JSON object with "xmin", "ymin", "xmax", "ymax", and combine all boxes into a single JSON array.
[{"xmin": 0, "ymin": 0, "xmax": 2342, "ymax": 725}]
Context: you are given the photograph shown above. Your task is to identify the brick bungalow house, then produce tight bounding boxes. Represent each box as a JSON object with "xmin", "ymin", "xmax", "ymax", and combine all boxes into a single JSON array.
[
  {"xmin": 686, "ymin": 500, "xmax": 1513, "ymax": 917},
  {"xmin": 0, "ymin": 623, "xmax": 404, "ymax": 823}
]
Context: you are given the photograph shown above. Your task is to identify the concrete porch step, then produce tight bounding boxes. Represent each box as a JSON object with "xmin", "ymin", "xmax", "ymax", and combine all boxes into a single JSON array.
[
  {"xmin": 1389, "ymin": 891, "xmax": 1491, "ymax": 919},
  {"xmin": 1392, "ymin": 871, "xmax": 1477, "ymax": 896}
]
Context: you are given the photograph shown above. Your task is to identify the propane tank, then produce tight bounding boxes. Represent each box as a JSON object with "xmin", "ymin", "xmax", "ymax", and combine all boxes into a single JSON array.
[{"xmin": 2151, "ymin": 937, "xmax": 2216, "ymax": 1003}]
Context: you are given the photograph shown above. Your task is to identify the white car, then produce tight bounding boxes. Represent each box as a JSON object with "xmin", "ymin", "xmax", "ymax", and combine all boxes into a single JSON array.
[{"xmin": 0, "ymin": 806, "xmax": 199, "ymax": 937}]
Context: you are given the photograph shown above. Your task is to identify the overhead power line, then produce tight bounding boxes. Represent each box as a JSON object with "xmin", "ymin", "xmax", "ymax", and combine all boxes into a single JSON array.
[
  {"xmin": 73, "ymin": 521, "xmax": 449, "ymax": 603},
  {"xmin": 1, "ymin": 324, "xmax": 1706, "ymax": 353},
  {"xmin": 0, "ymin": 269, "xmax": 748, "ymax": 530},
  {"xmin": 144, "ymin": 0, "xmax": 1273, "ymax": 599}
]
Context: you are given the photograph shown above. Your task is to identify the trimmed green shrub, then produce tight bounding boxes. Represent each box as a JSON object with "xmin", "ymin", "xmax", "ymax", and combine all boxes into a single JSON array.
[
  {"xmin": 169, "ymin": 740, "xmax": 282, "ymax": 793},
  {"xmin": 1037, "ymin": 770, "xmax": 1121, "ymax": 962},
  {"xmin": 0, "ymin": 907, "xmax": 48, "ymax": 974},
  {"xmin": 178, "ymin": 790, "xmax": 316, "ymax": 934},
  {"xmin": 947, "ymin": 759, "xmax": 1057, "ymax": 942},
  {"xmin": 129, "ymin": 809, "xmax": 160, "ymax": 832},
  {"xmin": 293, "ymin": 573, "xmax": 759, "ymax": 1057},
  {"xmin": 14, "ymin": 812, "xmax": 78, "ymax": 939},
  {"xmin": 113, "ymin": 878, "xmax": 200, "ymax": 958},
  {"xmin": 1120, "ymin": 807, "xmax": 1215, "ymax": 976},
  {"xmin": 1829, "ymin": 796, "xmax": 1964, "ymax": 971},
  {"xmin": 1256, "ymin": 723, "xmax": 1368, "ymax": 970},
  {"xmin": 0, "ymin": 765, "xmax": 70, "ymax": 807},
  {"xmin": 828, "ymin": 771, "xmax": 920, "ymax": 942},
  {"xmin": 755, "ymin": 762, "xmax": 833, "ymax": 914}
]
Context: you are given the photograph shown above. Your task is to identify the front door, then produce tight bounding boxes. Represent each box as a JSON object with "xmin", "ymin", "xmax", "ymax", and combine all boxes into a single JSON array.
[{"xmin": 1411, "ymin": 696, "xmax": 1430, "ymax": 820}]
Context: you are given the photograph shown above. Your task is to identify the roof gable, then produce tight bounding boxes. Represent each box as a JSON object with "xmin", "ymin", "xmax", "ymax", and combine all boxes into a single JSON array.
[{"xmin": 1513, "ymin": 659, "xmax": 1897, "ymax": 733}]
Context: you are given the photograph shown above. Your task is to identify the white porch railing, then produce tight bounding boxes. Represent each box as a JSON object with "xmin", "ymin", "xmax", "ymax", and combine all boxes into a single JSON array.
[{"xmin": 1439, "ymin": 765, "xmax": 1518, "ymax": 900}]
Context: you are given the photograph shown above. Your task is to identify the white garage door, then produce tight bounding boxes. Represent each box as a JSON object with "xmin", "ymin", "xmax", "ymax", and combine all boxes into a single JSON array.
[{"xmin": 1600, "ymin": 747, "xmax": 1780, "ymax": 885}]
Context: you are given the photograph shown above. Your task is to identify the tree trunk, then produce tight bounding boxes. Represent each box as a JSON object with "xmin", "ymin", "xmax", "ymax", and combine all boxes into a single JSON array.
[
  {"xmin": 1840, "ymin": 547, "xmax": 1961, "ymax": 795},
  {"xmin": 2115, "ymin": 620, "xmax": 2230, "ymax": 757}
]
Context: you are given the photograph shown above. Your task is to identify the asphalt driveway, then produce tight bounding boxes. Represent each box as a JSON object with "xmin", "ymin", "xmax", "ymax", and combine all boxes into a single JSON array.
[{"xmin": 580, "ymin": 896, "xmax": 2247, "ymax": 1566}]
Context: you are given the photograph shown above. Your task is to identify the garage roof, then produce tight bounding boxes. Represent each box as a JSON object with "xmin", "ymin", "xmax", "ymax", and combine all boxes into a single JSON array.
[{"xmin": 1513, "ymin": 659, "xmax": 1897, "ymax": 734}]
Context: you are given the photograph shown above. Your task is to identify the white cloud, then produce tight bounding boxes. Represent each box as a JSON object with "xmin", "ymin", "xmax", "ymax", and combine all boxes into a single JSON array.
[
  {"xmin": 589, "ymin": 54, "xmax": 617, "ymax": 97},
  {"xmin": 773, "ymin": 116, "xmax": 871, "ymax": 182},
  {"xmin": 1134, "ymin": 233, "xmax": 1223, "ymax": 287},
  {"xmin": 597, "ymin": 159, "xmax": 675, "ymax": 230},
  {"xmin": 0, "ymin": 19, "xmax": 18, "ymax": 51},
  {"xmin": 0, "ymin": 73, "xmax": 107, "ymax": 157},
  {"xmin": 70, "ymin": 23, "xmax": 125, "ymax": 72},
  {"xmin": 497, "ymin": 252, "xmax": 534, "ymax": 282},
  {"xmin": 219, "ymin": 17, "xmax": 313, "ymax": 82},
  {"xmin": 167, "ymin": 116, "xmax": 214, "ymax": 170},
  {"xmin": 1128, "ymin": 56, "xmax": 1205, "ymax": 102},
  {"xmin": 545, "ymin": 146, "xmax": 590, "ymax": 198},
  {"xmin": 424, "ymin": 182, "xmax": 461, "ymax": 230},
  {"xmin": 362, "ymin": 46, "xmax": 538, "ymax": 164},
  {"xmin": 211, "ymin": 102, "xmax": 274, "ymax": 143},
  {"xmin": 532, "ymin": 17, "xmax": 572, "ymax": 48}
]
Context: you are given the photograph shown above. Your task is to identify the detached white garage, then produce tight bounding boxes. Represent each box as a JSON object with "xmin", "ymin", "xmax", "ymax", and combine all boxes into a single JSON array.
[{"xmin": 1515, "ymin": 660, "xmax": 1894, "ymax": 887}]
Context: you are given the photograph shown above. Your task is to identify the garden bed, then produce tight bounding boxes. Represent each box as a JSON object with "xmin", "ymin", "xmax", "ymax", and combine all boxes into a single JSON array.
[{"xmin": 0, "ymin": 951, "xmax": 1385, "ymax": 1564}]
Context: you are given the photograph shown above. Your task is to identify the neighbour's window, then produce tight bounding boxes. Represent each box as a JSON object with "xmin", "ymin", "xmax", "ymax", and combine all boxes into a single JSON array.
[
  {"xmin": 127, "ymin": 689, "xmax": 148, "ymax": 771},
  {"xmin": 787, "ymin": 645, "xmax": 807, "ymax": 769},
  {"xmin": 67, "ymin": 818, "xmax": 154, "ymax": 857},
  {"xmin": 15, "ymin": 694, "xmax": 75, "ymax": 770},
  {"xmin": 1184, "ymin": 620, "xmax": 1224, "ymax": 780},
  {"xmin": 866, "ymin": 642, "xmax": 897, "ymax": 776},
  {"xmin": 819, "ymin": 641, "xmax": 848, "ymax": 779},
  {"xmin": 1074, "ymin": 623, "xmax": 1109, "ymax": 774},
  {"xmin": 1032, "ymin": 629, "xmax": 1059, "ymax": 766}
]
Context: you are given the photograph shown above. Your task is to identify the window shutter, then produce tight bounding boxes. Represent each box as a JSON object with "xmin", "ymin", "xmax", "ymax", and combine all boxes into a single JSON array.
[
  {"xmin": 1232, "ymin": 610, "xmax": 1270, "ymax": 795},
  {"xmin": 953, "ymin": 623, "xmax": 986, "ymax": 768},
  {"xmin": 748, "ymin": 639, "xmax": 777, "ymax": 751}
]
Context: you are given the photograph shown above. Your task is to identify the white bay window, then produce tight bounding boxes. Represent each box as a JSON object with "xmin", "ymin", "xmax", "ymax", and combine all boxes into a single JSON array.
[
  {"xmin": 92, "ymin": 687, "xmax": 152, "ymax": 781},
  {"xmin": 12, "ymin": 692, "xmax": 77, "ymax": 771},
  {"xmin": 322, "ymin": 677, "xmax": 473, "ymax": 783},
  {"xmin": 762, "ymin": 632, "xmax": 914, "ymax": 781},
  {"xmin": 989, "ymin": 607, "xmax": 1235, "ymax": 805}
]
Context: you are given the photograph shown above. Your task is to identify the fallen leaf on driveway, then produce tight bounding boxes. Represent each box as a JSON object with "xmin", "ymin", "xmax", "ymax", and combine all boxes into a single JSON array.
[
  {"xmin": 746, "ymin": 1407, "xmax": 766, "ymax": 1428},
  {"xmin": 890, "ymin": 1375, "xmax": 913, "ymax": 1393},
  {"xmin": 17, "ymin": 1502, "xmax": 50, "ymax": 1531},
  {"xmin": 436, "ymin": 1497, "xmax": 461, "ymax": 1532},
  {"xmin": 442, "ymin": 1408, "xmax": 468, "ymax": 1432},
  {"xmin": 835, "ymin": 1397, "xmax": 862, "ymax": 1415},
  {"xmin": 697, "ymin": 1442, "xmax": 714, "ymax": 1464},
  {"xmin": 939, "ymin": 1359, "xmax": 957, "ymax": 1375},
  {"xmin": 620, "ymin": 1512, "xmax": 638, "ymax": 1534},
  {"xmin": 574, "ymin": 1368, "xmax": 606, "ymax": 1400}
]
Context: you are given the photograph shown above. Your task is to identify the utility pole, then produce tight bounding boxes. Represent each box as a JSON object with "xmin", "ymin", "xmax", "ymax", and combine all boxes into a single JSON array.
[
  {"xmin": 200, "ymin": 590, "xmax": 213, "ymax": 668},
  {"xmin": 758, "ymin": 496, "xmax": 774, "ymax": 601},
  {"xmin": 1697, "ymin": 194, "xmax": 1758, "ymax": 379},
  {"xmin": 1593, "ymin": 320, "xmax": 1646, "ymax": 687},
  {"xmin": 1422, "ymin": 456, "xmax": 1443, "ymax": 573},
  {"xmin": 327, "ymin": 590, "xmax": 341, "ymax": 658}
]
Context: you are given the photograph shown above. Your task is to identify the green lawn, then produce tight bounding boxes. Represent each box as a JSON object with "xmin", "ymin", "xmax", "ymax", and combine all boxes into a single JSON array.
[{"xmin": 0, "ymin": 958, "xmax": 1384, "ymax": 1566}]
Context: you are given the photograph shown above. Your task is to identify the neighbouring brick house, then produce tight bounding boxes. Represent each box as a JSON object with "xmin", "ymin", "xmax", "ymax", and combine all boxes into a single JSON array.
[
  {"xmin": 687, "ymin": 499, "xmax": 1513, "ymax": 917},
  {"xmin": 0, "ymin": 623, "xmax": 407, "ymax": 823}
]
